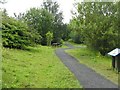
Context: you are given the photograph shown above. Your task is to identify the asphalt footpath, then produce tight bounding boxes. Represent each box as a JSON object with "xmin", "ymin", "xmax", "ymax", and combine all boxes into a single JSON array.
[{"xmin": 55, "ymin": 43, "xmax": 118, "ymax": 88}]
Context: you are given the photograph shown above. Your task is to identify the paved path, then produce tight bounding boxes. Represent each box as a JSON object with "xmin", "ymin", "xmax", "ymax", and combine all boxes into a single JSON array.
[{"xmin": 55, "ymin": 43, "xmax": 118, "ymax": 88}]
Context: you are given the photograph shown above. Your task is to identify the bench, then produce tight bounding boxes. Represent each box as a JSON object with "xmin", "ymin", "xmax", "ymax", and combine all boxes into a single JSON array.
[{"xmin": 52, "ymin": 43, "xmax": 62, "ymax": 47}]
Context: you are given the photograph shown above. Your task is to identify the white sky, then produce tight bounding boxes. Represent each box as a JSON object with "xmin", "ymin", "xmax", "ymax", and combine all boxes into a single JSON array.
[{"xmin": 1, "ymin": 0, "xmax": 80, "ymax": 23}]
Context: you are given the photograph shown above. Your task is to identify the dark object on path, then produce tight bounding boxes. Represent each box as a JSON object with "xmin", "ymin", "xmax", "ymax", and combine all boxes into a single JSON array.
[
  {"xmin": 108, "ymin": 48, "xmax": 120, "ymax": 72},
  {"xmin": 52, "ymin": 43, "xmax": 62, "ymax": 47}
]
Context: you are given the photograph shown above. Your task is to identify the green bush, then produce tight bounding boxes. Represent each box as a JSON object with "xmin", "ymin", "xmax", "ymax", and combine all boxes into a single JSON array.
[
  {"xmin": 69, "ymin": 2, "xmax": 120, "ymax": 55},
  {"xmin": 2, "ymin": 16, "xmax": 38, "ymax": 49},
  {"xmin": 46, "ymin": 31, "xmax": 53, "ymax": 46}
]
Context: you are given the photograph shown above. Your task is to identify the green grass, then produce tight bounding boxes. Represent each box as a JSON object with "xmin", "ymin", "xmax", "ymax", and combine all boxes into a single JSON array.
[
  {"xmin": 2, "ymin": 45, "xmax": 81, "ymax": 88},
  {"xmin": 61, "ymin": 44, "xmax": 68, "ymax": 48},
  {"xmin": 67, "ymin": 41, "xmax": 85, "ymax": 47},
  {"xmin": 51, "ymin": 44, "xmax": 68, "ymax": 49},
  {"xmin": 66, "ymin": 44, "xmax": 118, "ymax": 85}
]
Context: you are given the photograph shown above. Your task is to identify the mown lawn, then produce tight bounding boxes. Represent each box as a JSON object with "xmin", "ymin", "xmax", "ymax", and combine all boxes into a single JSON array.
[
  {"xmin": 2, "ymin": 45, "xmax": 81, "ymax": 88},
  {"xmin": 66, "ymin": 44, "xmax": 118, "ymax": 85}
]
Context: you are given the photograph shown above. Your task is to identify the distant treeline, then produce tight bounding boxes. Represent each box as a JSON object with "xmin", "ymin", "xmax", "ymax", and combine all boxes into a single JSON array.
[{"xmin": 1, "ymin": 0, "xmax": 69, "ymax": 49}]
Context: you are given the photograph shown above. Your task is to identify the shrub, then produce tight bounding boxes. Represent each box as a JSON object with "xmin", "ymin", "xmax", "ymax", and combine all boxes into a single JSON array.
[{"xmin": 2, "ymin": 16, "xmax": 34, "ymax": 49}]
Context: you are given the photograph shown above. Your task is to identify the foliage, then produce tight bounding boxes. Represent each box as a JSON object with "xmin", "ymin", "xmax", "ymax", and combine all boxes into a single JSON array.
[
  {"xmin": 42, "ymin": 0, "xmax": 65, "ymax": 44},
  {"xmin": 68, "ymin": 18, "xmax": 84, "ymax": 44},
  {"xmin": 46, "ymin": 31, "xmax": 53, "ymax": 46},
  {"xmin": 61, "ymin": 24, "xmax": 70, "ymax": 41},
  {"xmin": 23, "ymin": 4, "xmax": 65, "ymax": 45},
  {"xmin": 1, "ymin": 9, "xmax": 42, "ymax": 49},
  {"xmin": 2, "ymin": 15, "xmax": 31, "ymax": 49},
  {"xmin": 22, "ymin": 0, "xmax": 70, "ymax": 45},
  {"xmin": 23, "ymin": 8, "xmax": 52, "ymax": 45},
  {"xmin": 69, "ymin": 2, "xmax": 120, "ymax": 55},
  {"xmin": 2, "ymin": 0, "xmax": 69, "ymax": 48}
]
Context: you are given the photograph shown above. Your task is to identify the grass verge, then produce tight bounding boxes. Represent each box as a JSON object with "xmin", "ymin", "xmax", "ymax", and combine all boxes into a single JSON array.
[
  {"xmin": 66, "ymin": 45, "xmax": 118, "ymax": 85},
  {"xmin": 2, "ymin": 45, "xmax": 81, "ymax": 88}
]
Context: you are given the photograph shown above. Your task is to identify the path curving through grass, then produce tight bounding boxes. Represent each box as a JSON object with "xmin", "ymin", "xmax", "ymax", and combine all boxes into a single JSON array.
[{"xmin": 55, "ymin": 43, "xmax": 118, "ymax": 88}]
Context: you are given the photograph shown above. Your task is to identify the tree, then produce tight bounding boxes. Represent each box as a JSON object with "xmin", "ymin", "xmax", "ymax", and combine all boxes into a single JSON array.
[
  {"xmin": 42, "ymin": 0, "xmax": 64, "ymax": 43},
  {"xmin": 40, "ymin": 9, "xmax": 54, "ymax": 45},
  {"xmin": 68, "ymin": 17, "xmax": 84, "ymax": 44},
  {"xmin": 83, "ymin": 2, "xmax": 118, "ymax": 55},
  {"xmin": 61, "ymin": 24, "xmax": 70, "ymax": 41},
  {"xmin": 21, "ymin": 0, "xmax": 65, "ymax": 45},
  {"xmin": 23, "ymin": 8, "xmax": 53, "ymax": 45},
  {"xmin": 46, "ymin": 31, "xmax": 53, "ymax": 46},
  {"xmin": 69, "ymin": 2, "xmax": 119, "ymax": 55}
]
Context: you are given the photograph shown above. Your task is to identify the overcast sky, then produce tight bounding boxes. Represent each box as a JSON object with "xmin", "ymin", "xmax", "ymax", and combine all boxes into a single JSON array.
[{"xmin": 1, "ymin": 0, "xmax": 80, "ymax": 23}]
